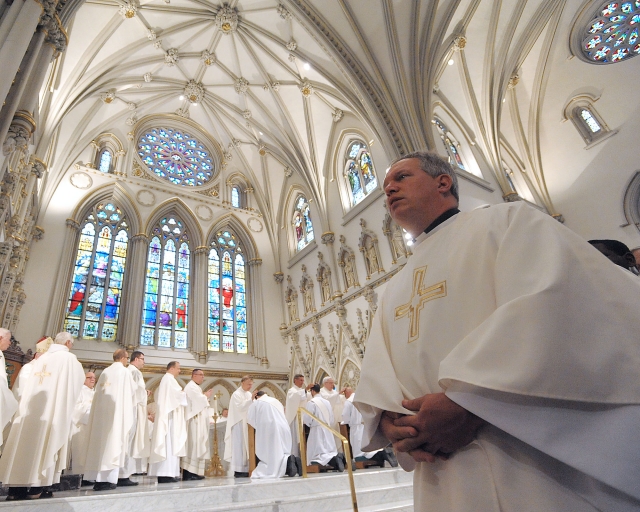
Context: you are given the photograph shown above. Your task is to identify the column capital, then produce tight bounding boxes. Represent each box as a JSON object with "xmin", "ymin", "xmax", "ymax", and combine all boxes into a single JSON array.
[
  {"xmin": 65, "ymin": 218, "xmax": 81, "ymax": 231},
  {"xmin": 321, "ymin": 232, "xmax": 335, "ymax": 245},
  {"xmin": 273, "ymin": 271, "xmax": 284, "ymax": 284},
  {"xmin": 130, "ymin": 233, "xmax": 149, "ymax": 243},
  {"xmin": 247, "ymin": 258, "xmax": 262, "ymax": 267},
  {"xmin": 194, "ymin": 245, "xmax": 209, "ymax": 256}
]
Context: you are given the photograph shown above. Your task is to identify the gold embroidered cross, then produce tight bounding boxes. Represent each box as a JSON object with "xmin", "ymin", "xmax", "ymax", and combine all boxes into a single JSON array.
[
  {"xmin": 34, "ymin": 365, "xmax": 51, "ymax": 385},
  {"xmin": 394, "ymin": 265, "xmax": 446, "ymax": 343}
]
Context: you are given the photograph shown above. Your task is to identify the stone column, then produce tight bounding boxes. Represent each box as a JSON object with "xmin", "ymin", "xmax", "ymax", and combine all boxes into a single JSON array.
[
  {"xmin": 320, "ymin": 232, "xmax": 341, "ymax": 299},
  {"xmin": 9, "ymin": 291, "xmax": 27, "ymax": 331},
  {"xmin": 273, "ymin": 271, "xmax": 287, "ymax": 330},
  {"xmin": 0, "ymin": 29, "xmax": 46, "ymax": 149},
  {"xmin": 0, "ymin": 0, "xmax": 42, "ymax": 117},
  {"xmin": 248, "ymin": 258, "xmax": 267, "ymax": 366},
  {"xmin": 118, "ymin": 233, "xmax": 148, "ymax": 350},
  {"xmin": 191, "ymin": 246, "xmax": 209, "ymax": 363},
  {"xmin": 2, "ymin": 275, "xmax": 23, "ymax": 328},
  {"xmin": 10, "ymin": 158, "xmax": 43, "ymax": 231},
  {"xmin": 44, "ymin": 219, "xmax": 81, "ymax": 335}
]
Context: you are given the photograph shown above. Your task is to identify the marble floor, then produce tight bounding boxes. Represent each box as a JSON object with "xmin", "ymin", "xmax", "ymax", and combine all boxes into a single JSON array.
[{"xmin": 0, "ymin": 467, "xmax": 414, "ymax": 512}]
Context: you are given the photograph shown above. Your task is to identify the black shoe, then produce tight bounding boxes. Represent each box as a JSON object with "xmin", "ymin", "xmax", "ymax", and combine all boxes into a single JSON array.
[
  {"xmin": 117, "ymin": 478, "xmax": 139, "ymax": 487},
  {"xmin": 40, "ymin": 490, "xmax": 54, "ymax": 499},
  {"xmin": 383, "ymin": 446, "xmax": 398, "ymax": 467},
  {"xmin": 93, "ymin": 482, "xmax": 117, "ymax": 491},
  {"xmin": 182, "ymin": 470, "xmax": 204, "ymax": 481},
  {"xmin": 295, "ymin": 456, "xmax": 303, "ymax": 476},
  {"xmin": 233, "ymin": 471, "xmax": 249, "ymax": 478},
  {"xmin": 285, "ymin": 455, "xmax": 297, "ymax": 477},
  {"xmin": 6, "ymin": 487, "xmax": 28, "ymax": 501},
  {"xmin": 157, "ymin": 476, "xmax": 179, "ymax": 484},
  {"xmin": 81, "ymin": 479, "xmax": 95, "ymax": 487},
  {"xmin": 329, "ymin": 455, "xmax": 345, "ymax": 472}
]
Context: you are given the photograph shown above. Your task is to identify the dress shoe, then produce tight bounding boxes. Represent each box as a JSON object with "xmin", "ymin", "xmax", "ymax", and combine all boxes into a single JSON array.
[
  {"xmin": 39, "ymin": 490, "xmax": 54, "ymax": 499},
  {"xmin": 182, "ymin": 470, "xmax": 204, "ymax": 481},
  {"xmin": 157, "ymin": 476, "xmax": 180, "ymax": 483},
  {"xmin": 117, "ymin": 478, "xmax": 139, "ymax": 487},
  {"xmin": 233, "ymin": 471, "xmax": 249, "ymax": 478},
  {"xmin": 81, "ymin": 480, "xmax": 95, "ymax": 487},
  {"xmin": 6, "ymin": 487, "xmax": 28, "ymax": 501},
  {"xmin": 294, "ymin": 456, "xmax": 303, "ymax": 476},
  {"xmin": 93, "ymin": 482, "xmax": 117, "ymax": 491},
  {"xmin": 329, "ymin": 455, "xmax": 345, "ymax": 472},
  {"xmin": 285, "ymin": 455, "xmax": 297, "ymax": 477}
]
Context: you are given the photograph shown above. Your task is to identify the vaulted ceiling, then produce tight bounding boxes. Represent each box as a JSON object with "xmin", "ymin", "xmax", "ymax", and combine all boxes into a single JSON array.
[{"xmin": 39, "ymin": 0, "xmax": 638, "ymax": 258}]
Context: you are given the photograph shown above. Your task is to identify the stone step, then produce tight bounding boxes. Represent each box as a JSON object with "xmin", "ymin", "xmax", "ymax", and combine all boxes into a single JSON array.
[{"xmin": 0, "ymin": 467, "xmax": 413, "ymax": 512}]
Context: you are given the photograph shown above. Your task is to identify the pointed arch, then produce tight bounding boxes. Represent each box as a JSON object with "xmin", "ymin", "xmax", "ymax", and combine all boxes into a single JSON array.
[
  {"xmin": 72, "ymin": 182, "xmax": 141, "ymax": 234},
  {"xmin": 339, "ymin": 358, "xmax": 361, "ymax": 390},
  {"xmin": 255, "ymin": 381, "xmax": 286, "ymax": 404},
  {"xmin": 144, "ymin": 197, "xmax": 203, "ymax": 246},
  {"xmin": 206, "ymin": 213, "xmax": 259, "ymax": 260},
  {"xmin": 281, "ymin": 185, "xmax": 317, "ymax": 259},
  {"xmin": 314, "ymin": 367, "xmax": 330, "ymax": 386}
]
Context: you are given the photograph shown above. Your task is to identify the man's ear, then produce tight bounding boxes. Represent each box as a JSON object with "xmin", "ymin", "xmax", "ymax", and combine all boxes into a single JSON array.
[{"xmin": 437, "ymin": 174, "xmax": 453, "ymax": 194}]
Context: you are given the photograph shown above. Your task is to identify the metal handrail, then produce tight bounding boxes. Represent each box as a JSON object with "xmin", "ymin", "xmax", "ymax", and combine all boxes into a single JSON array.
[{"xmin": 297, "ymin": 406, "xmax": 358, "ymax": 512}]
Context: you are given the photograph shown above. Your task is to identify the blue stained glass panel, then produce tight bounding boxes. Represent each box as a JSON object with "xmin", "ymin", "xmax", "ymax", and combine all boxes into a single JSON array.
[{"xmin": 582, "ymin": 0, "xmax": 640, "ymax": 62}]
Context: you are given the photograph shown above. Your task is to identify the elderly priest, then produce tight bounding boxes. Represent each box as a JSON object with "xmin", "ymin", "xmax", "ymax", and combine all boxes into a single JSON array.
[
  {"xmin": 124, "ymin": 351, "xmax": 150, "ymax": 478},
  {"xmin": 149, "ymin": 361, "xmax": 187, "ymax": 483},
  {"xmin": 181, "ymin": 368, "xmax": 213, "ymax": 480},
  {"xmin": 285, "ymin": 374, "xmax": 310, "ymax": 462},
  {"xmin": 81, "ymin": 349, "xmax": 137, "ymax": 491},
  {"xmin": 247, "ymin": 391, "xmax": 296, "ymax": 478},
  {"xmin": 0, "ymin": 332, "xmax": 85, "ymax": 501}
]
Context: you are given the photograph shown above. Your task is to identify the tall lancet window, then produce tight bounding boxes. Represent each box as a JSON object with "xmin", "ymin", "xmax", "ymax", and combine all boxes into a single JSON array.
[
  {"xmin": 293, "ymin": 195, "xmax": 314, "ymax": 252},
  {"xmin": 344, "ymin": 140, "xmax": 378, "ymax": 206},
  {"xmin": 64, "ymin": 202, "xmax": 129, "ymax": 341},
  {"xmin": 98, "ymin": 149, "xmax": 112, "ymax": 173},
  {"xmin": 207, "ymin": 229, "xmax": 248, "ymax": 354},
  {"xmin": 433, "ymin": 117, "xmax": 469, "ymax": 172},
  {"xmin": 141, "ymin": 217, "xmax": 191, "ymax": 348}
]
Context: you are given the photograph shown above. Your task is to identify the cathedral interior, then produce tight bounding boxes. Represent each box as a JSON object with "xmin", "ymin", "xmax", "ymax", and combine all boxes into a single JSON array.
[{"xmin": 1, "ymin": 0, "xmax": 639, "ymax": 406}]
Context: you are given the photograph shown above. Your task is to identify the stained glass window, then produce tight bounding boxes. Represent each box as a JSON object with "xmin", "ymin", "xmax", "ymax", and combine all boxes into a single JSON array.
[
  {"xmin": 137, "ymin": 127, "xmax": 215, "ymax": 186},
  {"xmin": 582, "ymin": 1, "xmax": 640, "ymax": 63},
  {"xmin": 231, "ymin": 186, "xmax": 240, "ymax": 208},
  {"xmin": 344, "ymin": 141, "xmax": 378, "ymax": 207},
  {"xmin": 293, "ymin": 196, "xmax": 314, "ymax": 252},
  {"xmin": 580, "ymin": 108, "xmax": 602, "ymax": 132},
  {"xmin": 141, "ymin": 217, "xmax": 190, "ymax": 348},
  {"xmin": 64, "ymin": 203, "xmax": 128, "ymax": 341},
  {"xmin": 207, "ymin": 229, "xmax": 248, "ymax": 353},
  {"xmin": 433, "ymin": 118, "xmax": 468, "ymax": 172},
  {"xmin": 98, "ymin": 150, "xmax": 112, "ymax": 173}
]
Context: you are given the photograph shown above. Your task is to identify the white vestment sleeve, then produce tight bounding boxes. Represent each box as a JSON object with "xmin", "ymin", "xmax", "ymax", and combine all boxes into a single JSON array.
[{"xmin": 446, "ymin": 382, "xmax": 640, "ymax": 502}]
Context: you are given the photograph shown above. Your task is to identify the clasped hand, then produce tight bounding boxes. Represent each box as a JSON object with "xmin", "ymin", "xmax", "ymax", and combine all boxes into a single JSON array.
[{"xmin": 379, "ymin": 393, "xmax": 486, "ymax": 463}]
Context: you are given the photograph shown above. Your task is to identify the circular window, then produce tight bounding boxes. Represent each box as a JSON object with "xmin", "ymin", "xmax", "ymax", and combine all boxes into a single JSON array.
[
  {"xmin": 581, "ymin": 1, "xmax": 640, "ymax": 63},
  {"xmin": 137, "ymin": 127, "xmax": 215, "ymax": 186}
]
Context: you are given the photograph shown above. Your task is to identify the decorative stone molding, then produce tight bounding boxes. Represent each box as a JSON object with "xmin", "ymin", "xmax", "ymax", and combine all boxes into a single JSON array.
[
  {"xmin": 100, "ymin": 89, "xmax": 116, "ymax": 104},
  {"xmin": 382, "ymin": 202, "xmax": 410, "ymax": 264},
  {"xmin": 164, "ymin": 48, "xmax": 179, "ymax": 66},
  {"xmin": 299, "ymin": 265, "xmax": 316, "ymax": 315},
  {"xmin": 242, "ymin": 109, "xmax": 252, "ymax": 119},
  {"xmin": 175, "ymin": 107, "xmax": 190, "ymax": 118},
  {"xmin": 358, "ymin": 218, "xmax": 384, "ymax": 279},
  {"xmin": 263, "ymin": 81, "xmax": 280, "ymax": 92},
  {"xmin": 234, "ymin": 77, "xmax": 249, "ymax": 94},
  {"xmin": 507, "ymin": 74, "xmax": 520, "ymax": 90},
  {"xmin": 286, "ymin": 39, "xmax": 297, "ymax": 51},
  {"xmin": 31, "ymin": 226, "xmax": 44, "ymax": 242},
  {"xmin": 201, "ymin": 50, "xmax": 216, "ymax": 66},
  {"xmin": 65, "ymin": 218, "xmax": 81, "ymax": 231},
  {"xmin": 337, "ymin": 235, "xmax": 359, "ymax": 291},
  {"xmin": 273, "ymin": 272, "xmax": 284, "ymax": 284},
  {"xmin": 320, "ymin": 232, "xmax": 335, "ymax": 245},
  {"xmin": 277, "ymin": 4, "xmax": 292, "ymax": 20},
  {"xmin": 285, "ymin": 275, "xmax": 300, "ymax": 324},
  {"xmin": 3, "ymin": 124, "xmax": 30, "ymax": 156},
  {"xmin": 147, "ymin": 29, "xmax": 157, "ymax": 40},
  {"xmin": 118, "ymin": 0, "xmax": 138, "ymax": 18},
  {"xmin": 69, "ymin": 171, "xmax": 92, "ymax": 189},
  {"xmin": 299, "ymin": 81, "xmax": 314, "ymax": 97},
  {"xmin": 362, "ymin": 285, "xmax": 378, "ymax": 314},
  {"xmin": 247, "ymin": 218, "xmax": 263, "ymax": 232},
  {"xmin": 332, "ymin": 109, "xmax": 344, "ymax": 123},
  {"xmin": 316, "ymin": 252, "xmax": 333, "ymax": 307},
  {"xmin": 143, "ymin": 73, "xmax": 153, "ymax": 82},
  {"xmin": 184, "ymin": 80, "xmax": 205, "ymax": 103},
  {"xmin": 453, "ymin": 35, "xmax": 467, "ymax": 50},
  {"xmin": 153, "ymin": 40, "xmax": 163, "ymax": 50},
  {"xmin": 126, "ymin": 102, "xmax": 137, "ymax": 111},
  {"xmin": 125, "ymin": 113, "xmax": 138, "ymax": 126},
  {"xmin": 135, "ymin": 189, "xmax": 156, "ymax": 207},
  {"xmin": 502, "ymin": 192, "xmax": 521, "ymax": 202},
  {"xmin": 284, "ymin": 166, "xmax": 293, "ymax": 178},
  {"xmin": 195, "ymin": 204, "xmax": 213, "ymax": 221},
  {"xmin": 215, "ymin": 5, "xmax": 239, "ymax": 34}
]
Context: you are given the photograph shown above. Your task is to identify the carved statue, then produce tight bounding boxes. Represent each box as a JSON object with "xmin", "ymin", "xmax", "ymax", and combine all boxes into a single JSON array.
[
  {"xmin": 383, "ymin": 200, "xmax": 410, "ymax": 263},
  {"xmin": 317, "ymin": 252, "xmax": 333, "ymax": 305},
  {"xmin": 300, "ymin": 265, "xmax": 316, "ymax": 315},
  {"xmin": 285, "ymin": 275, "xmax": 299, "ymax": 324},
  {"xmin": 338, "ymin": 235, "xmax": 360, "ymax": 291},
  {"xmin": 359, "ymin": 219, "xmax": 384, "ymax": 279}
]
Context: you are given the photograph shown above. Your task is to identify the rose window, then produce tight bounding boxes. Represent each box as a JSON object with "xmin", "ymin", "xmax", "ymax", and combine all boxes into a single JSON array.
[
  {"xmin": 137, "ymin": 127, "xmax": 215, "ymax": 186},
  {"xmin": 582, "ymin": 1, "xmax": 640, "ymax": 63}
]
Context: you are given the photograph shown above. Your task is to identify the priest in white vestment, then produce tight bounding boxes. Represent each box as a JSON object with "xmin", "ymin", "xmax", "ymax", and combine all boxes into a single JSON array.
[
  {"xmin": 122, "ymin": 350, "xmax": 150, "ymax": 478},
  {"xmin": 355, "ymin": 152, "xmax": 640, "ymax": 512},
  {"xmin": 69, "ymin": 371, "xmax": 95, "ymax": 480},
  {"xmin": 285, "ymin": 374, "xmax": 310, "ymax": 460},
  {"xmin": 11, "ymin": 336, "xmax": 52, "ymax": 403},
  {"xmin": 0, "ymin": 328, "xmax": 18, "ymax": 450},
  {"xmin": 0, "ymin": 332, "xmax": 84, "ymax": 500},
  {"xmin": 181, "ymin": 368, "xmax": 212, "ymax": 480},
  {"xmin": 341, "ymin": 389, "xmax": 383, "ymax": 463},
  {"xmin": 319, "ymin": 376, "xmax": 345, "ymax": 452},
  {"xmin": 247, "ymin": 391, "xmax": 295, "ymax": 479},
  {"xmin": 304, "ymin": 384, "xmax": 343, "ymax": 471},
  {"xmin": 224, "ymin": 375, "xmax": 256, "ymax": 477},
  {"xmin": 148, "ymin": 361, "xmax": 187, "ymax": 483},
  {"xmin": 81, "ymin": 349, "xmax": 137, "ymax": 490}
]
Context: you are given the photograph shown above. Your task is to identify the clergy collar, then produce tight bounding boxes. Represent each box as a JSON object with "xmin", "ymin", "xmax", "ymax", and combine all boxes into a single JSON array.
[{"xmin": 423, "ymin": 207, "xmax": 460, "ymax": 235}]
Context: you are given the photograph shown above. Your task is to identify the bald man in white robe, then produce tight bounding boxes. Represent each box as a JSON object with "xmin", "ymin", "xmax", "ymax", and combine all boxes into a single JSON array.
[
  {"xmin": 224, "ymin": 376, "xmax": 256, "ymax": 477},
  {"xmin": 304, "ymin": 384, "xmax": 343, "ymax": 472}
]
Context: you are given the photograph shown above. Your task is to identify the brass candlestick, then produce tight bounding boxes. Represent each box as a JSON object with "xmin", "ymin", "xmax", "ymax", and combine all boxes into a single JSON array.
[{"xmin": 206, "ymin": 391, "xmax": 226, "ymax": 477}]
